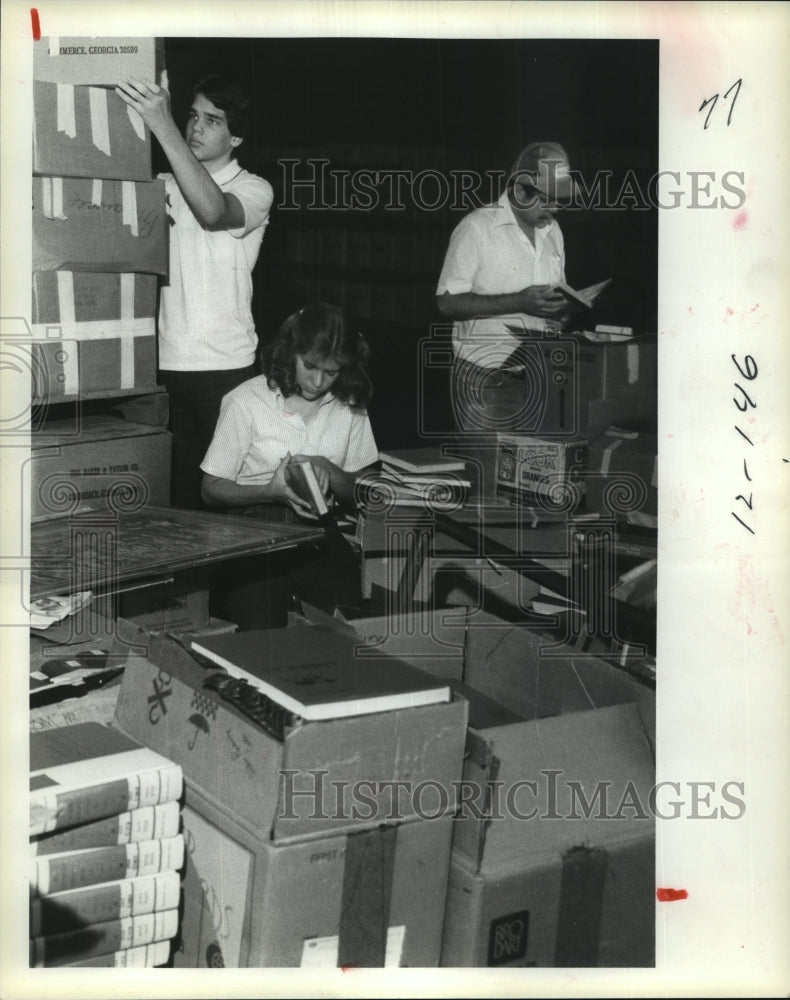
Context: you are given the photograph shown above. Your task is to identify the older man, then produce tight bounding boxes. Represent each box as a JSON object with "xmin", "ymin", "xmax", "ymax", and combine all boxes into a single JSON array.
[{"xmin": 436, "ymin": 142, "xmax": 575, "ymax": 495}]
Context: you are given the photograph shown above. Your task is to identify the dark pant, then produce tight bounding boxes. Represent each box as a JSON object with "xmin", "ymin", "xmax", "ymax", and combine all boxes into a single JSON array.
[
  {"xmin": 159, "ymin": 366, "xmax": 256, "ymax": 510},
  {"xmin": 450, "ymin": 357, "xmax": 529, "ymax": 499},
  {"xmin": 210, "ymin": 504, "xmax": 365, "ymax": 631}
]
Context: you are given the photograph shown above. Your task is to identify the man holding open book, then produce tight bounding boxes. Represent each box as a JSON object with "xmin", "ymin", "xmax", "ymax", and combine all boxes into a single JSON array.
[{"xmin": 436, "ymin": 142, "xmax": 576, "ymax": 496}]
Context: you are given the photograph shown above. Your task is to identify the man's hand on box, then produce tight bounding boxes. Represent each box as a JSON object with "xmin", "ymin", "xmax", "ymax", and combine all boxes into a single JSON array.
[{"xmin": 115, "ymin": 76, "xmax": 173, "ymax": 135}]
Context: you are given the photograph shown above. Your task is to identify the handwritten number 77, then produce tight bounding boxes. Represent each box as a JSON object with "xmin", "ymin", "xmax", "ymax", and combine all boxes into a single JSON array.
[{"xmin": 700, "ymin": 79, "xmax": 742, "ymax": 129}]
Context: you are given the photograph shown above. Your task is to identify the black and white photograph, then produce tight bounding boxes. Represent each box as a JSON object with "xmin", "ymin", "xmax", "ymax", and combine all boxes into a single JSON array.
[{"xmin": 1, "ymin": 1, "xmax": 788, "ymax": 997}]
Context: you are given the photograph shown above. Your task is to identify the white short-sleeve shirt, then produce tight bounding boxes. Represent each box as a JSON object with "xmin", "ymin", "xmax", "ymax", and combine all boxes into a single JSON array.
[
  {"xmin": 158, "ymin": 160, "xmax": 274, "ymax": 371},
  {"xmin": 436, "ymin": 192, "xmax": 566, "ymax": 369},
  {"xmin": 200, "ymin": 375, "xmax": 379, "ymax": 485}
]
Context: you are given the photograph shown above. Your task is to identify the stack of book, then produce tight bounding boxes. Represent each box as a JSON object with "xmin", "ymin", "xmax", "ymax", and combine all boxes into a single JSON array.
[
  {"xmin": 29, "ymin": 722, "xmax": 184, "ymax": 968},
  {"xmin": 358, "ymin": 448, "xmax": 471, "ymax": 511}
]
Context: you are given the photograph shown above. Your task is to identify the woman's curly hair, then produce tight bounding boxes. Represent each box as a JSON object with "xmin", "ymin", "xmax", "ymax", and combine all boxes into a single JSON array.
[{"xmin": 262, "ymin": 302, "xmax": 373, "ymax": 408}]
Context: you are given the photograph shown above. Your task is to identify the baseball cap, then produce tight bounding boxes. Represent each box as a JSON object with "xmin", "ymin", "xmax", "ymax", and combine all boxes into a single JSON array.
[{"xmin": 511, "ymin": 142, "xmax": 574, "ymax": 204}]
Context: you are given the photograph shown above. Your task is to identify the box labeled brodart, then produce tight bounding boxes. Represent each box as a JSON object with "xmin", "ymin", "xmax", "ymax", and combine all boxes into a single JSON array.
[
  {"xmin": 34, "ymin": 81, "xmax": 152, "ymax": 182},
  {"xmin": 495, "ymin": 435, "xmax": 587, "ymax": 509},
  {"xmin": 440, "ymin": 702, "xmax": 655, "ymax": 968},
  {"xmin": 31, "ymin": 272, "xmax": 157, "ymax": 400},
  {"xmin": 32, "ymin": 177, "xmax": 168, "ymax": 275}
]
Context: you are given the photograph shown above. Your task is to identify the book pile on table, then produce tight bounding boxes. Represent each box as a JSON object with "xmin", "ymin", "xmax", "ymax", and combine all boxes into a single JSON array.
[
  {"xmin": 29, "ymin": 722, "xmax": 184, "ymax": 968},
  {"xmin": 358, "ymin": 448, "xmax": 471, "ymax": 511}
]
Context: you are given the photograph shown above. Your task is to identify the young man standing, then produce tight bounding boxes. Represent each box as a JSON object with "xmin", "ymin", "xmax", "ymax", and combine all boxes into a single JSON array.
[{"xmin": 115, "ymin": 73, "xmax": 274, "ymax": 509}]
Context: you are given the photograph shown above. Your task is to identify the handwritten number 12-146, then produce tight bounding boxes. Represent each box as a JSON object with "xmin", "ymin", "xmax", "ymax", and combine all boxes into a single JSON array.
[{"xmin": 700, "ymin": 79, "xmax": 742, "ymax": 129}]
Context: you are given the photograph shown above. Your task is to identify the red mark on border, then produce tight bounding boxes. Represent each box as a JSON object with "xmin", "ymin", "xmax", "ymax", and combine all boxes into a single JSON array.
[
  {"xmin": 341, "ymin": 963, "xmax": 358, "ymax": 972},
  {"xmin": 31, "ymin": 8, "xmax": 41, "ymax": 40},
  {"xmin": 656, "ymin": 887, "xmax": 688, "ymax": 902},
  {"xmin": 733, "ymin": 210, "xmax": 748, "ymax": 231}
]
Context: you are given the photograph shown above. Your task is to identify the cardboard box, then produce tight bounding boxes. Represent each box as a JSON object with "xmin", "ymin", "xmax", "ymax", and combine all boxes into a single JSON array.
[
  {"xmin": 441, "ymin": 703, "xmax": 655, "ymax": 967},
  {"xmin": 30, "ymin": 416, "xmax": 171, "ymax": 518},
  {"xmin": 586, "ymin": 427, "xmax": 658, "ymax": 519},
  {"xmin": 463, "ymin": 609, "xmax": 655, "ymax": 751},
  {"xmin": 495, "ymin": 435, "xmax": 587, "ymax": 508},
  {"xmin": 113, "ymin": 630, "xmax": 468, "ymax": 843},
  {"xmin": 33, "ymin": 176, "xmax": 168, "ymax": 275},
  {"xmin": 301, "ymin": 602, "xmax": 466, "ymax": 682},
  {"xmin": 34, "ymin": 37, "xmax": 163, "ymax": 86},
  {"xmin": 33, "ymin": 81, "xmax": 152, "ymax": 181},
  {"xmin": 118, "ymin": 576, "xmax": 211, "ymax": 633},
  {"xmin": 175, "ymin": 788, "xmax": 453, "ymax": 968},
  {"xmin": 31, "ymin": 272, "xmax": 157, "ymax": 399}
]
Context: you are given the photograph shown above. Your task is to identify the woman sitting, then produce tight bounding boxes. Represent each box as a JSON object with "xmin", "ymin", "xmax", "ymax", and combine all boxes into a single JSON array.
[{"xmin": 201, "ymin": 302, "xmax": 379, "ymax": 629}]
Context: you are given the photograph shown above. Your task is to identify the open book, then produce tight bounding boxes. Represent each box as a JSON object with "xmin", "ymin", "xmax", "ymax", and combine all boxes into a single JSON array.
[
  {"xmin": 190, "ymin": 624, "xmax": 451, "ymax": 721},
  {"xmin": 552, "ymin": 278, "xmax": 612, "ymax": 309}
]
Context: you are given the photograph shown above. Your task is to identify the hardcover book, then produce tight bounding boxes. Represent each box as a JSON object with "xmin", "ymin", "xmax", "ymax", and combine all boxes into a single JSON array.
[
  {"xmin": 30, "ymin": 723, "xmax": 183, "ymax": 836},
  {"xmin": 379, "ymin": 448, "xmax": 467, "ymax": 474},
  {"xmin": 30, "ymin": 834, "xmax": 185, "ymax": 896},
  {"xmin": 29, "ymin": 907, "xmax": 179, "ymax": 967},
  {"xmin": 285, "ymin": 458, "xmax": 330, "ymax": 517},
  {"xmin": 62, "ymin": 940, "xmax": 171, "ymax": 968},
  {"xmin": 30, "ymin": 800, "xmax": 181, "ymax": 855},
  {"xmin": 30, "ymin": 870, "xmax": 181, "ymax": 936},
  {"xmin": 190, "ymin": 623, "xmax": 451, "ymax": 721}
]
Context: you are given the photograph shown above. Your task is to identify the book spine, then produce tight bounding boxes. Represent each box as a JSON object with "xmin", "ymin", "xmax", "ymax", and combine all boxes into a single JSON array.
[
  {"xmin": 30, "ymin": 763, "xmax": 183, "ymax": 835},
  {"xmin": 62, "ymin": 940, "xmax": 171, "ymax": 968},
  {"xmin": 31, "ymin": 834, "xmax": 185, "ymax": 896},
  {"xmin": 29, "ymin": 907, "xmax": 179, "ymax": 967},
  {"xmin": 30, "ymin": 800, "xmax": 181, "ymax": 855},
  {"xmin": 29, "ymin": 870, "xmax": 181, "ymax": 936}
]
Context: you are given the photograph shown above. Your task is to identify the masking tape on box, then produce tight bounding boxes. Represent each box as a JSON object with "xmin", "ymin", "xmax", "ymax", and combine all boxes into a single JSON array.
[
  {"xmin": 127, "ymin": 106, "xmax": 146, "ymax": 142},
  {"xmin": 122, "ymin": 181, "xmax": 139, "ymax": 237},
  {"xmin": 88, "ymin": 86, "xmax": 112, "ymax": 156},
  {"xmin": 56, "ymin": 84, "xmax": 76, "ymax": 138},
  {"xmin": 41, "ymin": 177, "xmax": 67, "ymax": 221}
]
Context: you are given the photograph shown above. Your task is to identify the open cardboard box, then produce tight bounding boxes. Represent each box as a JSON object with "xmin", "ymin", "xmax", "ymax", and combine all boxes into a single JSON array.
[
  {"xmin": 113, "ymin": 626, "xmax": 468, "ymax": 844},
  {"xmin": 441, "ymin": 697, "xmax": 655, "ymax": 967}
]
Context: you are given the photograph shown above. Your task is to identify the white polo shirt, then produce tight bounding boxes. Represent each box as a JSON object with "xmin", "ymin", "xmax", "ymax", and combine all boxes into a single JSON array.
[
  {"xmin": 158, "ymin": 160, "xmax": 274, "ymax": 371},
  {"xmin": 201, "ymin": 375, "xmax": 379, "ymax": 485},
  {"xmin": 436, "ymin": 191, "xmax": 566, "ymax": 369}
]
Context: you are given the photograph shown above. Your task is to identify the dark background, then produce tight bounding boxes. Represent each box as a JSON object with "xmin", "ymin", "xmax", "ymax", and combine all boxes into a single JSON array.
[{"xmin": 159, "ymin": 37, "xmax": 659, "ymax": 448}]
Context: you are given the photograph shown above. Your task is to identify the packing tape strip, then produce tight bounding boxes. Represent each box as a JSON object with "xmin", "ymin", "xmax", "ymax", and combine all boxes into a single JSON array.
[
  {"xmin": 56, "ymin": 84, "xmax": 77, "ymax": 138},
  {"xmin": 41, "ymin": 177, "xmax": 67, "ymax": 221},
  {"xmin": 120, "ymin": 274, "xmax": 136, "ymax": 388},
  {"xmin": 627, "ymin": 343, "xmax": 640, "ymax": 384},
  {"xmin": 54, "ymin": 272, "xmax": 78, "ymax": 395},
  {"xmin": 338, "ymin": 825, "xmax": 398, "ymax": 968},
  {"xmin": 553, "ymin": 845, "xmax": 608, "ymax": 966},
  {"xmin": 31, "ymin": 317, "xmax": 153, "ymax": 343},
  {"xmin": 88, "ymin": 86, "xmax": 111, "ymax": 156},
  {"xmin": 127, "ymin": 105, "xmax": 146, "ymax": 142},
  {"xmin": 122, "ymin": 181, "xmax": 139, "ymax": 236}
]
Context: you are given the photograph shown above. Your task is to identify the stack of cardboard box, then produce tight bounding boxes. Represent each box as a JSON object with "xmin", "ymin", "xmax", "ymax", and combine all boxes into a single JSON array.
[
  {"xmin": 30, "ymin": 37, "xmax": 172, "ymax": 516},
  {"xmin": 492, "ymin": 333, "xmax": 657, "ymax": 511}
]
